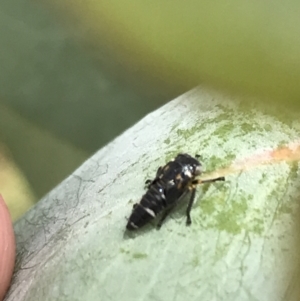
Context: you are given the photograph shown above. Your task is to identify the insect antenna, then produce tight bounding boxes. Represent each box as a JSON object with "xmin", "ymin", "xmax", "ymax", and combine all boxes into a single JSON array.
[{"xmin": 192, "ymin": 176, "xmax": 225, "ymax": 185}]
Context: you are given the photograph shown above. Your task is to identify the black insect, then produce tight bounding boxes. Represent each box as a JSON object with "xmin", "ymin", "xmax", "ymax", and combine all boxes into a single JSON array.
[{"xmin": 126, "ymin": 153, "xmax": 225, "ymax": 230}]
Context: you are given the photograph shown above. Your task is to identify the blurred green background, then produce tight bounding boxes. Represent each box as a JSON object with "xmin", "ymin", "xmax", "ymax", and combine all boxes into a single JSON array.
[
  {"xmin": 0, "ymin": 0, "xmax": 181, "ymax": 219},
  {"xmin": 1, "ymin": 0, "xmax": 300, "ymax": 219}
]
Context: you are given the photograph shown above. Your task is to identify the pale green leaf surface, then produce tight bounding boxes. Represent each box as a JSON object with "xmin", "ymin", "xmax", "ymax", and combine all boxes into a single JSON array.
[{"xmin": 7, "ymin": 88, "xmax": 300, "ymax": 301}]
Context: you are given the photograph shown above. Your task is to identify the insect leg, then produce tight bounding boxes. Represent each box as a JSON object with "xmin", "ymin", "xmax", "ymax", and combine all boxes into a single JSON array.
[
  {"xmin": 157, "ymin": 188, "xmax": 191, "ymax": 229},
  {"xmin": 185, "ymin": 177, "xmax": 224, "ymax": 226},
  {"xmin": 156, "ymin": 166, "xmax": 162, "ymax": 175},
  {"xmin": 156, "ymin": 206, "xmax": 176, "ymax": 229},
  {"xmin": 186, "ymin": 187, "xmax": 196, "ymax": 226},
  {"xmin": 144, "ymin": 179, "xmax": 152, "ymax": 188}
]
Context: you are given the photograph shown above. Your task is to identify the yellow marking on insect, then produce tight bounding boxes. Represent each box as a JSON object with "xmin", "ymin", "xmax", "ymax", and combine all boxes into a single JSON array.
[
  {"xmin": 176, "ymin": 173, "xmax": 182, "ymax": 180},
  {"xmin": 163, "ymin": 165, "xmax": 170, "ymax": 172}
]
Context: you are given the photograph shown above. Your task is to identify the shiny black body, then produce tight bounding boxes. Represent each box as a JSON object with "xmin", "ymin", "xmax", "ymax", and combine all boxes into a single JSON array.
[{"xmin": 126, "ymin": 153, "xmax": 224, "ymax": 230}]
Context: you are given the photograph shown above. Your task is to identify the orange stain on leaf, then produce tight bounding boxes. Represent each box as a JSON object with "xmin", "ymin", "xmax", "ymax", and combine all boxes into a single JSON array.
[{"xmin": 201, "ymin": 140, "xmax": 300, "ymax": 180}]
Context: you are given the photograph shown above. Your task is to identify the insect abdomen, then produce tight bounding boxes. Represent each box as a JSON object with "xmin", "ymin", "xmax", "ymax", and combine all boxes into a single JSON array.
[{"xmin": 126, "ymin": 186, "xmax": 166, "ymax": 230}]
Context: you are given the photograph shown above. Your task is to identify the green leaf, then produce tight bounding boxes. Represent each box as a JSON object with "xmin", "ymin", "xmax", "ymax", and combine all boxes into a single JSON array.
[{"xmin": 8, "ymin": 88, "xmax": 300, "ymax": 301}]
